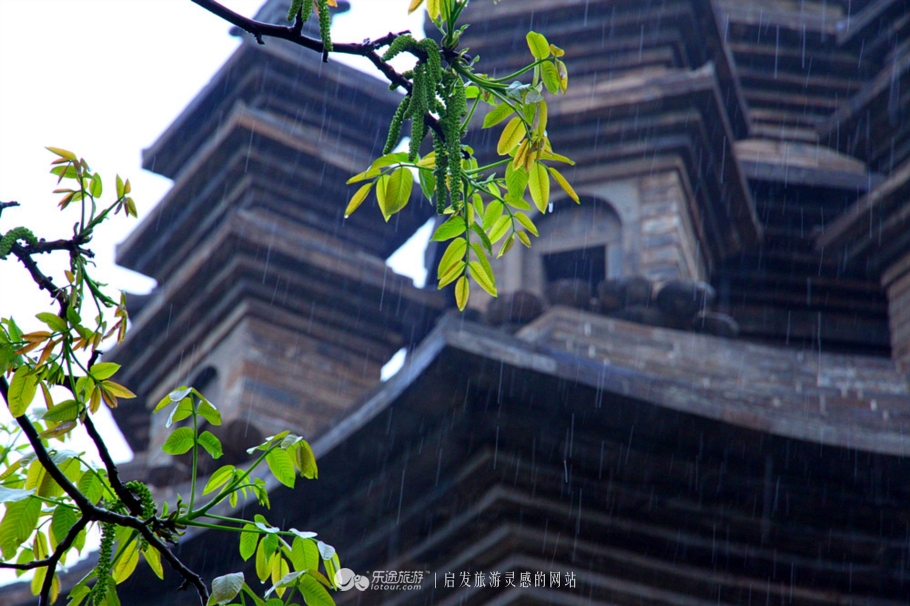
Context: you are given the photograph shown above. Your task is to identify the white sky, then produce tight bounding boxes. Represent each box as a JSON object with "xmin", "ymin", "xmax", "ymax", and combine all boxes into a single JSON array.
[{"xmin": 0, "ymin": 1, "xmax": 427, "ymax": 462}]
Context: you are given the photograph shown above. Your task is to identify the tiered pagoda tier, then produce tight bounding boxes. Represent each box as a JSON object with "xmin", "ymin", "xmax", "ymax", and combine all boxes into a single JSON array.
[
  {"xmin": 108, "ymin": 6, "xmax": 443, "ymax": 483},
  {"xmin": 443, "ymin": 0, "xmax": 906, "ymax": 356}
]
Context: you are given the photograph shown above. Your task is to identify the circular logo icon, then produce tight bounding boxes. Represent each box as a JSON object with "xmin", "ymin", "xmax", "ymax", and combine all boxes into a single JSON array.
[{"xmin": 334, "ymin": 568, "xmax": 369, "ymax": 591}]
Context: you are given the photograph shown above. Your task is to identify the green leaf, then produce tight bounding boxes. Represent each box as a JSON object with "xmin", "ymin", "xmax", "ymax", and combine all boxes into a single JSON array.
[
  {"xmin": 0, "ymin": 497, "xmax": 40, "ymax": 560},
  {"xmin": 346, "ymin": 167, "xmax": 381, "ymax": 185},
  {"xmin": 418, "ymin": 166, "xmax": 436, "ymax": 202},
  {"xmin": 548, "ymin": 166, "xmax": 579, "ymax": 203},
  {"xmin": 368, "ymin": 151, "xmax": 408, "ymax": 171},
  {"xmin": 162, "ymin": 427, "xmax": 195, "ymax": 455},
  {"xmin": 455, "ymin": 276, "xmax": 470, "ymax": 311},
  {"xmin": 487, "ymin": 215, "xmax": 511, "ymax": 244},
  {"xmin": 77, "ymin": 471, "xmax": 103, "ymax": 504},
  {"xmin": 143, "ymin": 546, "xmax": 164, "ymax": 580},
  {"xmin": 36, "ymin": 312, "xmax": 67, "ymax": 333},
  {"xmin": 377, "ymin": 168, "xmax": 413, "ymax": 221},
  {"xmin": 497, "ymin": 117, "xmax": 526, "ymax": 155},
  {"xmin": 294, "ymin": 441, "xmax": 318, "ymax": 480},
  {"xmin": 498, "ymin": 233, "xmax": 516, "ymax": 258},
  {"xmin": 300, "ymin": 572, "xmax": 334, "ymax": 606},
  {"xmin": 209, "ymin": 572, "xmax": 244, "ymax": 605},
  {"xmin": 526, "ymin": 31, "xmax": 550, "ymax": 60},
  {"xmin": 344, "ymin": 182, "xmax": 372, "ymax": 218},
  {"xmin": 112, "ymin": 538, "xmax": 139, "ymax": 584},
  {"xmin": 540, "ymin": 61, "xmax": 560, "ymax": 94},
  {"xmin": 505, "ymin": 163, "xmax": 529, "ymax": 202},
  {"xmin": 166, "ymin": 397, "xmax": 194, "ymax": 428},
  {"xmin": 239, "ymin": 525, "xmax": 259, "ymax": 561},
  {"xmin": 198, "ymin": 431, "xmax": 223, "ymax": 460},
  {"xmin": 471, "ymin": 243, "xmax": 496, "ymax": 287},
  {"xmin": 204, "ymin": 465, "xmax": 236, "ymax": 495},
  {"xmin": 8, "ymin": 366, "xmax": 38, "ymax": 417},
  {"xmin": 482, "ymin": 199, "xmax": 504, "ymax": 232},
  {"xmin": 40, "ymin": 399, "xmax": 80, "ymax": 423},
  {"xmin": 437, "ymin": 237, "xmax": 468, "ymax": 280},
  {"xmin": 289, "ymin": 537, "xmax": 319, "ymax": 572},
  {"xmin": 482, "ymin": 103, "xmax": 514, "ymax": 129},
  {"xmin": 518, "ymin": 230, "xmax": 532, "ymax": 248},
  {"xmin": 0, "ymin": 486, "xmax": 33, "ymax": 504},
  {"xmin": 50, "ymin": 501, "xmax": 77, "ymax": 548},
  {"xmin": 437, "ymin": 260, "xmax": 465, "ymax": 289},
  {"xmin": 90, "ymin": 173, "xmax": 103, "ymax": 198},
  {"xmin": 90, "ymin": 362, "xmax": 120, "ymax": 381},
  {"xmin": 469, "ymin": 223, "xmax": 493, "ymax": 254},
  {"xmin": 255, "ymin": 540, "xmax": 270, "ymax": 583},
  {"xmin": 197, "ymin": 399, "xmax": 222, "ymax": 426},
  {"xmin": 513, "ymin": 212, "xmax": 539, "ymax": 236},
  {"xmin": 267, "ymin": 449, "xmax": 296, "ymax": 489},
  {"xmin": 469, "ymin": 261, "xmax": 498, "ymax": 297},
  {"xmin": 431, "ymin": 216, "xmax": 467, "ymax": 242},
  {"xmin": 528, "ymin": 162, "xmax": 550, "ymax": 212}
]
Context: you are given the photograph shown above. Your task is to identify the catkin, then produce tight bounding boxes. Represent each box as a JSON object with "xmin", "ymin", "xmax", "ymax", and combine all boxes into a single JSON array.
[
  {"xmin": 0, "ymin": 227, "xmax": 37, "ymax": 258},
  {"xmin": 433, "ymin": 133, "xmax": 449, "ymax": 213},
  {"xmin": 384, "ymin": 96, "xmax": 410, "ymax": 154},
  {"xmin": 317, "ymin": 0, "xmax": 332, "ymax": 52}
]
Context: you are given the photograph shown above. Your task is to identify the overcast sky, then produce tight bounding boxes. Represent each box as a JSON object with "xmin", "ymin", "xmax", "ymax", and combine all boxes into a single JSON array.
[{"xmin": 0, "ymin": 1, "xmax": 426, "ymax": 463}]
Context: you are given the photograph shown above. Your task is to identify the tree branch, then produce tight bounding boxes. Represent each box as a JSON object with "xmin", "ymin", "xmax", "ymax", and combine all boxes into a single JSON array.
[
  {"xmin": 0, "ymin": 377, "xmax": 210, "ymax": 605},
  {"xmin": 189, "ymin": 0, "xmax": 449, "ymax": 138}
]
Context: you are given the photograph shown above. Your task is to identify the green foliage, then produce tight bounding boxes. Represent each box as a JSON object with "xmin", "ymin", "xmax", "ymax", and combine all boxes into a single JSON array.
[
  {"xmin": 0, "ymin": 150, "xmax": 333, "ymax": 606},
  {"xmin": 344, "ymin": 3, "xmax": 577, "ymax": 310}
]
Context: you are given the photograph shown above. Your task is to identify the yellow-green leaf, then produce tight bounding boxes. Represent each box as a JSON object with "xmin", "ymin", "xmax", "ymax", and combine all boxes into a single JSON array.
[
  {"xmin": 345, "ymin": 167, "xmax": 380, "ymax": 185},
  {"xmin": 526, "ymin": 32, "xmax": 550, "ymax": 60},
  {"xmin": 513, "ymin": 212, "xmax": 539, "ymax": 236},
  {"xmin": 294, "ymin": 440, "xmax": 318, "ymax": 479},
  {"xmin": 8, "ymin": 367, "xmax": 38, "ymax": 417},
  {"xmin": 431, "ymin": 216, "xmax": 467, "ymax": 242},
  {"xmin": 469, "ymin": 261, "xmax": 497, "ymax": 297},
  {"xmin": 267, "ymin": 449, "xmax": 295, "ymax": 488},
  {"xmin": 162, "ymin": 427, "xmax": 195, "ymax": 455},
  {"xmin": 426, "ymin": 0, "xmax": 441, "ymax": 20},
  {"xmin": 437, "ymin": 260, "xmax": 465, "ymax": 289},
  {"xmin": 454, "ymin": 276, "xmax": 470, "ymax": 311},
  {"xmin": 46, "ymin": 146, "xmax": 76, "ymax": 161},
  {"xmin": 377, "ymin": 168, "xmax": 413, "ymax": 221},
  {"xmin": 239, "ymin": 524, "xmax": 259, "ymax": 561},
  {"xmin": 540, "ymin": 62, "xmax": 560, "ymax": 94},
  {"xmin": 112, "ymin": 539, "xmax": 139, "ymax": 584},
  {"xmin": 517, "ymin": 230, "xmax": 532, "ymax": 248},
  {"xmin": 144, "ymin": 546, "xmax": 164, "ymax": 580},
  {"xmin": 438, "ymin": 237, "xmax": 468, "ymax": 279},
  {"xmin": 204, "ymin": 465, "xmax": 236, "ymax": 495},
  {"xmin": 548, "ymin": 166, "xmax": 579, "ymax": 203},
  {"xmin": 498, "ymin": 233, "xmax": 516, "ymax": 258},
  {"xmin": 488, "ymin": 215, "xmax": 511, "ymax": 244},
  {"xmin": 344, "ymin": 183, "xmax": 372, "ymax": 218},
  {"xmin": 482, "ymin": 103, "xmax": 514, "ymax": 129},
  {"xmin": 255, "ymin": 539, "xmax": 270, "ymax": 583},
  {"xmin": 102, "ymin": 381, "xmax": 135, "ymax": 399},
  {"xmin": 528, "ymin": 162, "xmax": 550, "ymax": 212},
  {"xmin": 497, "ymin": 117, "xmax": 526, "ymax": 155}
]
